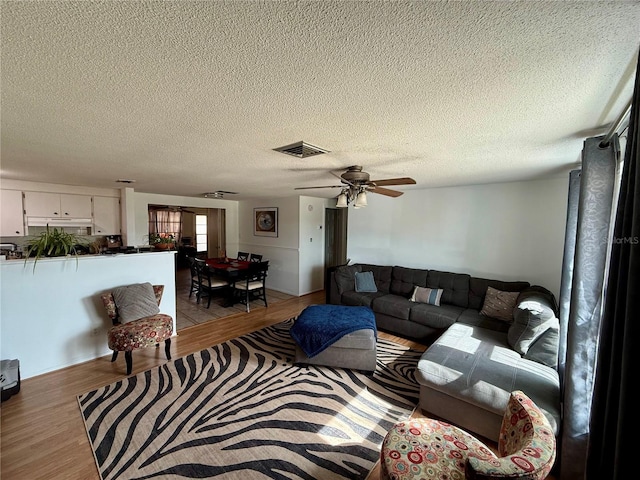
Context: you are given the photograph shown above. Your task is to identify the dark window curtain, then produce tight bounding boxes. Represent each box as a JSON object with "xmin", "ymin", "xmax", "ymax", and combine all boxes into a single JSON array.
[
  {"xmin": 559, "ymin": 135, "xmax": 617, "ymax": 479},
  {"xmin": 586, "ymin": 57, "xmax": 639, "ymax": 480}
]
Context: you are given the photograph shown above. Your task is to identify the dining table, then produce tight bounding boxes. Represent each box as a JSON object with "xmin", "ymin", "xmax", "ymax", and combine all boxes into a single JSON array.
[{"xmin": 204, "ymin": 257, "xmax": 252, "ymax": 307}]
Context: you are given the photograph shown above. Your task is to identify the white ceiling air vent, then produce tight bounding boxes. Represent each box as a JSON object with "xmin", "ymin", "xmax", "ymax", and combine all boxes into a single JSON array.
[{"xmin": 273, "ymin": 141, "xmax": 330, "ymax": 158}]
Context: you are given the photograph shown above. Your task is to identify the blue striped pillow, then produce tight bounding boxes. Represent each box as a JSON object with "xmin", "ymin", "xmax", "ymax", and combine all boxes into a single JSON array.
[{"xmin": 410, "ymin": 286, "xmax": 443, "ymax": 306}]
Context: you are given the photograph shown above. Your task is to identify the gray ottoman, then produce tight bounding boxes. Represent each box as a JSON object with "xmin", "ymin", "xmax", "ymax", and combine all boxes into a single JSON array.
[{"xmin": 291, "ymin": 305, "xmax": 377, "ymax": 372}]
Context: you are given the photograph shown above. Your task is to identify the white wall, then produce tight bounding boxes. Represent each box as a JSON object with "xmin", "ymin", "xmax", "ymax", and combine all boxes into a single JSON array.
[
  {"xmin": 0, "ymin": 251, "xmax": 177, "ymax": 379},
  {"xmin": 298, "ymin": 196, "xmax": 331, "ymax": 295},
  {"xmin": 346, "ymin": 177, "xmax": 568, "ymax": 298},
  {"xmin": 237, "ymin": 196, "xmax": 302, "ymax": 295}
]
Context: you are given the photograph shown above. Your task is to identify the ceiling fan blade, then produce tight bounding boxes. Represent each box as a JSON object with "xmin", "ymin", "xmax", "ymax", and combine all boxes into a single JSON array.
[
  {"xmin": 294, "ymin": 185, "xmax": 343, "ymax": 190},
  {"xmin": 369, "ymin": 186, "xmax": 404, "ymax": 197},
  {"xmin": 369, "ymin": 177, "xmax": 416, "ymax": 186}
]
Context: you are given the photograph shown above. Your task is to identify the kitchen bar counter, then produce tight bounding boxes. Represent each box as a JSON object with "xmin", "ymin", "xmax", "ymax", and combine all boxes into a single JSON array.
[{"xmin": 0, "ymin": 251, "xmax": 176, "ymax": 379}]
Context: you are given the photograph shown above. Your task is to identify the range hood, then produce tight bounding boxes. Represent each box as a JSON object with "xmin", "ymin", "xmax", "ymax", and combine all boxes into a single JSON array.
[{"xmin": 26, "ymin": 217, "xmax": 93, "ymax": 227}]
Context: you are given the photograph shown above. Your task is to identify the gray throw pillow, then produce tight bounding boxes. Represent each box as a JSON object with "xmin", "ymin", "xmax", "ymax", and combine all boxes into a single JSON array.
[
  {"xmin": 112, "ymin": 282, "xmax": 159, "ymax": 323},
  {"xmin": 508, "ymin": 294, "xmax": 557, "ymax": 355},
  {"xmin": 524, "ymin": 324, "xmax": 559, "ymax": 368},
  {"xmin": 355, "ymin": 271, "xmax": 377, "ymax": 292},
  {"xmin": 335, "ymin": 265, "xmax": 362, "ymax": 294}
]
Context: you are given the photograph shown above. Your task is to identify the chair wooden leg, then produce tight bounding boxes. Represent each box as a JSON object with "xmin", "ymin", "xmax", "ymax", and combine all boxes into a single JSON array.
[
  {"xmin": 125, "ymin": 351, "xmax": 133, "ymax": 375},
  {"xmin": 111, "ymin": 350, "xmax": 118, "ymax": 362},
  {"xmin": 165, "ymin": 338, "xmax": 171, "ymax": 360}
]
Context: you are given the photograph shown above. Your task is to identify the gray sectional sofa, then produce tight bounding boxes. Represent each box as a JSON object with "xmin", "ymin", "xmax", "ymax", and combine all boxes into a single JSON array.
[{"xmin": 326, "ymin": 263, "xmax": 561, "ymax": 442}]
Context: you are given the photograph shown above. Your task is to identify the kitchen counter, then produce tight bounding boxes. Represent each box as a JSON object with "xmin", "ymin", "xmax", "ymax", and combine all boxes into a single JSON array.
[{"xmin": 1, "ymin": 251, "xmax": 177, "ymax": 379}]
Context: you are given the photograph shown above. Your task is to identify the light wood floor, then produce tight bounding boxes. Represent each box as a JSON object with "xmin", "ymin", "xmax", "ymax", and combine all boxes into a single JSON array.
[
  {"xmin": 0, "ymin": 291, "xmax": 426, "ymax": 480},
  {"xmin": 1, "ymin": 292, "xmax": 556, "ymax": 480}
]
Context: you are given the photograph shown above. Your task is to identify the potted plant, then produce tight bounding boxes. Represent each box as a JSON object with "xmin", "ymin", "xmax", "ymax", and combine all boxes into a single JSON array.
[
  {"xmin": 24, "ymin": 225, "xmax": 86, "ymax": 271},
  {"xmin": 149, "ymin": 233, "xmax": 176, "ymax": 250}
]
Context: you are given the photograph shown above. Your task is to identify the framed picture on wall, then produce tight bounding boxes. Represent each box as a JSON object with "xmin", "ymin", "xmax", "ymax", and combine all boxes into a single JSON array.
[{"xmin": 254, "ymin": 207, "xmax": 278, "ymax": 237}]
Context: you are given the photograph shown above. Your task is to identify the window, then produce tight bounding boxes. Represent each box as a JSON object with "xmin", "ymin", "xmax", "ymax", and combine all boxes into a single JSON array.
[
  {"xmin": 196, "ymin": 215, "xmax": 207, "ymax": 252},
  {"xmin": 148, "ymin": 209, "xmax": 182, "ymax": 241}
]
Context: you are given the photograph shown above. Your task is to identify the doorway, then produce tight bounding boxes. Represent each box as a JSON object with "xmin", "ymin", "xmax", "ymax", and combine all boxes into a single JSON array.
[
  {"xmin": 324, "ymin": 207, "xmax": 348, "ymax": 270},
  {"xmin": 148, "ymin": 205, "xmax": 226, "ymax": 266}
]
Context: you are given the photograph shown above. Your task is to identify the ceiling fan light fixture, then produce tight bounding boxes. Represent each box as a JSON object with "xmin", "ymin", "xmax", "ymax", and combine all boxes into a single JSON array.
[
  {"xmin": 354, "ymin": 189, "xmax": 368, "ymax": 207},
  {"xmin": 336, "ymin": 192, "xmax": 348, "ymax": 208},
  {"xmin": 203, "ymin": 190, "xmax": 238, "ymax": 199}
]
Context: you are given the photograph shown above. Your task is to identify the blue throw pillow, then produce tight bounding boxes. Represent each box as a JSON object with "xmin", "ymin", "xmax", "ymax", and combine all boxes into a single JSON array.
[{"xmin": 355, "ymin": 271, "xmax": 377, "ymax": 293}]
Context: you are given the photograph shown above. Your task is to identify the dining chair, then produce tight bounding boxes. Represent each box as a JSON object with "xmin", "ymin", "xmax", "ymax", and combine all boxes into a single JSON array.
[
  {"xmin": 188, "ymin": 256, "xmax": 199, "ymax": 299},
  {"xmin": 237, "ymin": 251, "xmax": 249, "ymax": 261},
  {"xmin": 249, "ymin": 253, "xmax": 263, "ymax": 262},
  {"xmin": 194, "ymin": 258, "xmax": 229, "ymax": 308},
  {"xmin": 233, "ymin": 261, "xmax": 269, "ymax": 312}
]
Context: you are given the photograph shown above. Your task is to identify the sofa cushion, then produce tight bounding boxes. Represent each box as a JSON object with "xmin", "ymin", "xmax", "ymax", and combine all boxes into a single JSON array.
[
  {"xmin": 334, "ymin": 264, "xmax": 362, "ymax": 294},
  {"xmin": 390, "ymin": 266, "xmax": 428, "ymax": 297},
  {"xmin": 409, "ymin": 303, "xmax": 464, "ymax": 329},
  {"xmin": 517, "ymin": 285, "xmax": 559, "ymax": 316},
  {"xmin": 354, "ymin": 271, "xmax": 377, "ymax": 292},
  {"xmin": 358, "ymin": 264, "xmax": 392, "ymax": 293},
  {"xmin": 509, "ymin": 291, "xmax": 559, "ymax": 356},
  {"xmin": 341, "ymin": 290, "xmax": 386, "ymax": 308},
  {"xmin": 416, "ymin": 323, "xmax": 560, "ymax": 436},
  {"xmin": 410, "ymin": 286, "xmax": 443, "ymax": 306},
  {"xmin": 457, "ymin": 308, "xmax": 512, "ymax": 333},
  {"xmin": 524, "ymin": 325, "xmax": 560, "ymax": 368},
  {"xmin": 372, "ymin": 294, "xmax": 412, "ymax": 320},
  {"xmin": 427, "ymin": 270, "xmax": 470, "ymax": 308},
  {"xmin": 468, "ymin": 277, "xmax": 530, "ymax": 310},
  {"xmin": 480, "ymin": 286, "xmax": 519, "ymax": 323}
]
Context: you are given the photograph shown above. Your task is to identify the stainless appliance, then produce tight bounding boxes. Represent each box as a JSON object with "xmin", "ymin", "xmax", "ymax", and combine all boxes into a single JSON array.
[{"xmin": 0, "ymin": 243, "xmax": 20, "ymax": 259}]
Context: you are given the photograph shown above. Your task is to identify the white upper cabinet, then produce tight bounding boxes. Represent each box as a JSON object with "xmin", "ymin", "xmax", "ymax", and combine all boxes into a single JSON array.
[
  {"xmin": 24, "ymin": 192, "xmax": 92, "ymax": 218},
  {"xmin": 92, "ymin": 196, "xmax": 121, "ymax": 235},
  {"xmin": 0, "ymin": 190, "xmax": 25, "ymax": 236}
]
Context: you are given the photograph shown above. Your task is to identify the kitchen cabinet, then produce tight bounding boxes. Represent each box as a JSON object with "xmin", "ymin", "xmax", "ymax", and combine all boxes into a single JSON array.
[
  {"xmin": 92, "ymin": 196, "xmax": 121, "ymax": 235},
  {"xmin": 0, "ymin": 190, "xmax": 25, "ymax": 236},
  {"xmin": 24, "ymin": 191, "xmax": 92, "ymax": 218}
]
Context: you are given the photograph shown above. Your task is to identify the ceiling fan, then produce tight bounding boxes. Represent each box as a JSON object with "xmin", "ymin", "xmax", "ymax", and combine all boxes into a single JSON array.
[
  {"xmin": 149, "ymin": 205, "xmax": 196, "ymax": 214},
  {"xmin": 294, "ymin": 165, "xmax": 416, "ymax": 207}
]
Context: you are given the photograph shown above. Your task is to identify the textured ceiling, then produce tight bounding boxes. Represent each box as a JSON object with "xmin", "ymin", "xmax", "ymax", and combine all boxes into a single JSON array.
[{"xmin": 1, "ymin": 1, "xmax": 639, "ymax": 200}]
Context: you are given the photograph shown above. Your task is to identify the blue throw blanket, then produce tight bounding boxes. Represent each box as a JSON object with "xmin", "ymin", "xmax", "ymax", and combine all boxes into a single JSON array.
[{"xmin": 290, "ymin": 305, "xmax": 376, "ymax": 358}]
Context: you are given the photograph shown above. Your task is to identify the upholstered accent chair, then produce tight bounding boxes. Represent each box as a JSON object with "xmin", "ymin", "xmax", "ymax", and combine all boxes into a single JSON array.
[
  {"xmin": 380, "ymin": 390, "xmax": 556, "ymax": 480},
  {"xmin": 101, "ymin": 284, "xmax": 173, "ymax": 375}
]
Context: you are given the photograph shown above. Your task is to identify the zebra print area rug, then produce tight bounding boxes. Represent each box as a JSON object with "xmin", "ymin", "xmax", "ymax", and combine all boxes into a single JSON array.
[{"xmin": 78, "ymin": 319, "xmax": 421, "ymax": 480}]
